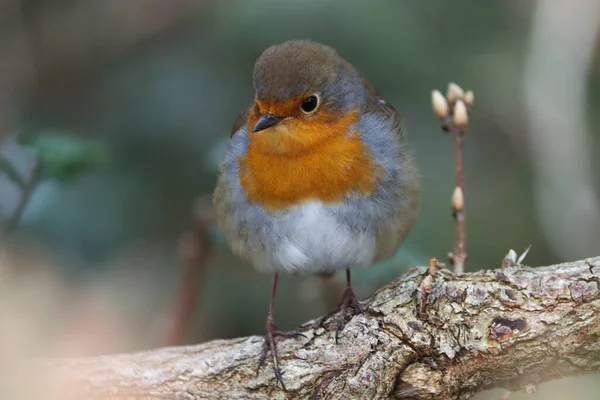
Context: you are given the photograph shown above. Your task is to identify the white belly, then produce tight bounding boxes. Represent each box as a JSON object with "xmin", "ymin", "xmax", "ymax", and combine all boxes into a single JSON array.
[{"xmin": 266, "ymin": 200, "xmax": 377, "ymax": 275}]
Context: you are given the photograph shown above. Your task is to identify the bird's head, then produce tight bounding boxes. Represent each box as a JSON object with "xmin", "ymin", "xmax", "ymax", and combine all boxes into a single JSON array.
[{"xmin": 247, "ymin": 40, "xmax": 367, "ymax": 155}]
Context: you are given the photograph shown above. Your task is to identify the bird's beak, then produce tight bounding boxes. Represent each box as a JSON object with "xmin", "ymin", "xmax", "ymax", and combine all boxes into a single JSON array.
[{"xmin": 252, "ymin": 113, "xmax": 284, "ymax": 132}]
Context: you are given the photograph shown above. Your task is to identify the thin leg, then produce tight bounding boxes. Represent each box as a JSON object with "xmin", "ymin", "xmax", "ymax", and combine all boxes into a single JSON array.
[
  {"xmin": 256, "ymin": 272, "xmax": 305, "ymax": 391},
  {"xmin": 315, "ymin": 269, "xmax": 363, "ymax": 343},
  {"xmin": 335, "ymin": 269, "xmax": 362, "ymax": 342}
]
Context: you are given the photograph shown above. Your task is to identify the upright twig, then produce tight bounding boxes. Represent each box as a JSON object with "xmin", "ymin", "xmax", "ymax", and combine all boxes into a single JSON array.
[
  {"xmin": 1, "ymin": 157, "xmax": 43, "ymax": 239},
  {"xmin": 165, "ymin": 206, "xmax": 212, "ymax": 346},
  {"xmin": 432, "ymin": 84, "xmax": 473, "ymax": 274}
]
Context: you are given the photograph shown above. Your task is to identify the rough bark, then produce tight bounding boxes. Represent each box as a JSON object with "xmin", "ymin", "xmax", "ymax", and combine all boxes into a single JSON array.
[{"xmin": 37, "ymin": 256, "xmax": 600, "ymax": 399}]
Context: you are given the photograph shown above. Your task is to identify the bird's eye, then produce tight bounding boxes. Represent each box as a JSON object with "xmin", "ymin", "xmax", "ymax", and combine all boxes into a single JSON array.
[{"xmin": 300, "ymin": 95, "xmax": 319, "ymax": 113}]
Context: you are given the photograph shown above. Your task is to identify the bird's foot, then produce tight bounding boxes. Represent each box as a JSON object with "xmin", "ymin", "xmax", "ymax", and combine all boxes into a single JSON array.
[
  {"xmin": 319, "ymin": 287, "xmax": 363, "ymax": 343},
  {"xmin": 256, "ymin": 320, "xmax": 306, "ymax": 391}
]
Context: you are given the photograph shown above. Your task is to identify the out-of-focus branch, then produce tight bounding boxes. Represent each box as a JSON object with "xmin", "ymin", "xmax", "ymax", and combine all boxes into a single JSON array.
[
  {"xmin": 32, "ymin": 256, "xmax": 600, "ymax": 400},
  {"xmin": 524, "ymin": 0, "xmax": 600, "ymax": 260},
  {"xmin": 165, "ymin": 207, "xmax": 212, "ymax": 346},
  {"xmin": 1, "ymin": 157, "xmax": 43, "ymax": 238}
]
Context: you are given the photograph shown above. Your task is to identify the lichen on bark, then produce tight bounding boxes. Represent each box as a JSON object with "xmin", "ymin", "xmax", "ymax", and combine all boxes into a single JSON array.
[{"xmin": 30, "ymin": 256, "xmax": 600, "ymax": 400}]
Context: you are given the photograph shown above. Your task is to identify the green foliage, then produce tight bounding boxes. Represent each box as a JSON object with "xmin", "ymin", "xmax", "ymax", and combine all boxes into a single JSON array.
[{"xmin": 17, "ymin": 131, "xmax": 110, "ymax": 182}]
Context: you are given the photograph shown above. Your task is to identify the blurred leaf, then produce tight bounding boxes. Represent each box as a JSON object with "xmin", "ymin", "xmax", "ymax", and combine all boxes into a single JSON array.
[
  {"xmin": 18, "ymin": 131, "xmax": 110, "ymax": 182},
  {"xmin": 0, "ymin": 155, "xmax": 25, "ymax": 188}
]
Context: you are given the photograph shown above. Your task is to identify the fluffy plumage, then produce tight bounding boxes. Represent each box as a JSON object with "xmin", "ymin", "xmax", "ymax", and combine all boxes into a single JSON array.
[{"xmin": 213, "ymin": 39, "xmax": 419, "ymax": 276}]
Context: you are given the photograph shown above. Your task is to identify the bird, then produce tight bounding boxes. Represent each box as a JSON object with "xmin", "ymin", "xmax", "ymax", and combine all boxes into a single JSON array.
[{"xmin": 213, "ymin": 39, "xmax": 420, "ymax": 390}]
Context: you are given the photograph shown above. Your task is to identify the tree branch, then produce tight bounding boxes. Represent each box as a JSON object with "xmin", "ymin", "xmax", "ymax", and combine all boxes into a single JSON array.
[
  {"xmin": 37, "ymin": 256, "xmax": 600, "ymax": 400},
  {"xmin": 163, "ymin": 210, "xmax": 212, "ymax": 346},
  {"xmin": 1, "ymin": 157, "xmax": 43, "ymax": 238}
]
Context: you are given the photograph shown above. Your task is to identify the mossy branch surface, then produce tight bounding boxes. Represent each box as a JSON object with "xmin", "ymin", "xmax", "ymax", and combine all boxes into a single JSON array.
[{"xmin": 32, "ymin": 256, "xmax": 600, "ymax": 400}]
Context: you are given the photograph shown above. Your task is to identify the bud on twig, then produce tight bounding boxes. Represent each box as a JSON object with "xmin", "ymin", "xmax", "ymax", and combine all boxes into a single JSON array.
[
  {"xmin": 451, "ymin": 186, "xmax": 464, "ymax": 213},
  {"xmin": 447, "ymin": 82, "xmax": 464, "ymax": 105},
  {"xmin": 421, "ymin": 275, "xmax": 433, "ymax": 293},
  {"xmin": 464, "ymin": 90, "xmax": 474, "ymax": 107},
  {"xmin": 431, "ymin": 90, "xmax": 449, "ymax": 119},
  {"xmin": 502, "ymin": 249, "xmax": 518, "ymax": 268},
  {"xmin": 453, "ymin": 100, "xmax": 468, "ymax": 131},
  {"xmin": 428, "ymin": 257, "xmax": 445, "ymax": 276},
  {"xmin": 418, "ymin": 274, "xmax": 434, "ymax": 319}
]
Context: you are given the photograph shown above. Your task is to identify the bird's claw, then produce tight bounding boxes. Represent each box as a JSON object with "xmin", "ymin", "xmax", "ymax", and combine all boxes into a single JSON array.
[
  {"xmin": 319, "ymin": 287, "xmax": 363, "ymax": 343},
  {"xmin": 333, "ymin": 287, "xmax": 363, "ymax": 343},
  {"xmin": 256, "ymin": 321, "xmax": 305, "ymax": 391}
]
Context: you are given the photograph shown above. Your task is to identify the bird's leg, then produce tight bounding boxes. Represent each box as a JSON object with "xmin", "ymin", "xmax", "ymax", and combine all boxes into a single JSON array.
[
  {"xmin": 342, "ymin": 269, "xmax": 363, "ymax": 315},
  {"xmin": 256, "ymin": 272, "xmax": 305, "ymax": 391},
  {"xmin": 335, "ymin": 269, "xmax": 363, "ymax": 342},
  {"xmin": 318, "ymin": 269, "xmax": 363, "ymax": 343}
]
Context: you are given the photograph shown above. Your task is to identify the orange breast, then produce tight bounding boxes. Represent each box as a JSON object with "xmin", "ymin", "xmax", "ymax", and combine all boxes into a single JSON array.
[{"xmin": 239, "ymin": 111, "xmax": 383, "ymax": 210}]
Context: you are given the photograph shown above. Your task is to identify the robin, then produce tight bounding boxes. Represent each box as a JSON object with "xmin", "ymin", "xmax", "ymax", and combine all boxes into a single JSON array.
[{"xmin": 213, "ymin": 39, "xmax": 420, "ymax": 389}]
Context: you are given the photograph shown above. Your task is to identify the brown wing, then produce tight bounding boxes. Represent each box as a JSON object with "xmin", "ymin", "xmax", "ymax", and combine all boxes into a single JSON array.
[
  {"xmin": 374, "ymin": 97, "xmax": 398, "ymax": 119},
  {"xmin": 376, "ymin": 97, "xmax": 405, "ymax": 141},
  {"xmin": 358, "ymin": 69, "xmax": 404, "ymax": 139},
  {"xmin": 230, "ymin": 103, "xmax": 253, "ymax": 138}
]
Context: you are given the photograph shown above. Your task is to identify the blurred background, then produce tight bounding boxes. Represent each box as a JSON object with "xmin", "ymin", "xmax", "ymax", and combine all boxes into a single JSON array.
[{"xmin": 1, "ymin": 1, "xmax": 599, "ymax": 398}]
